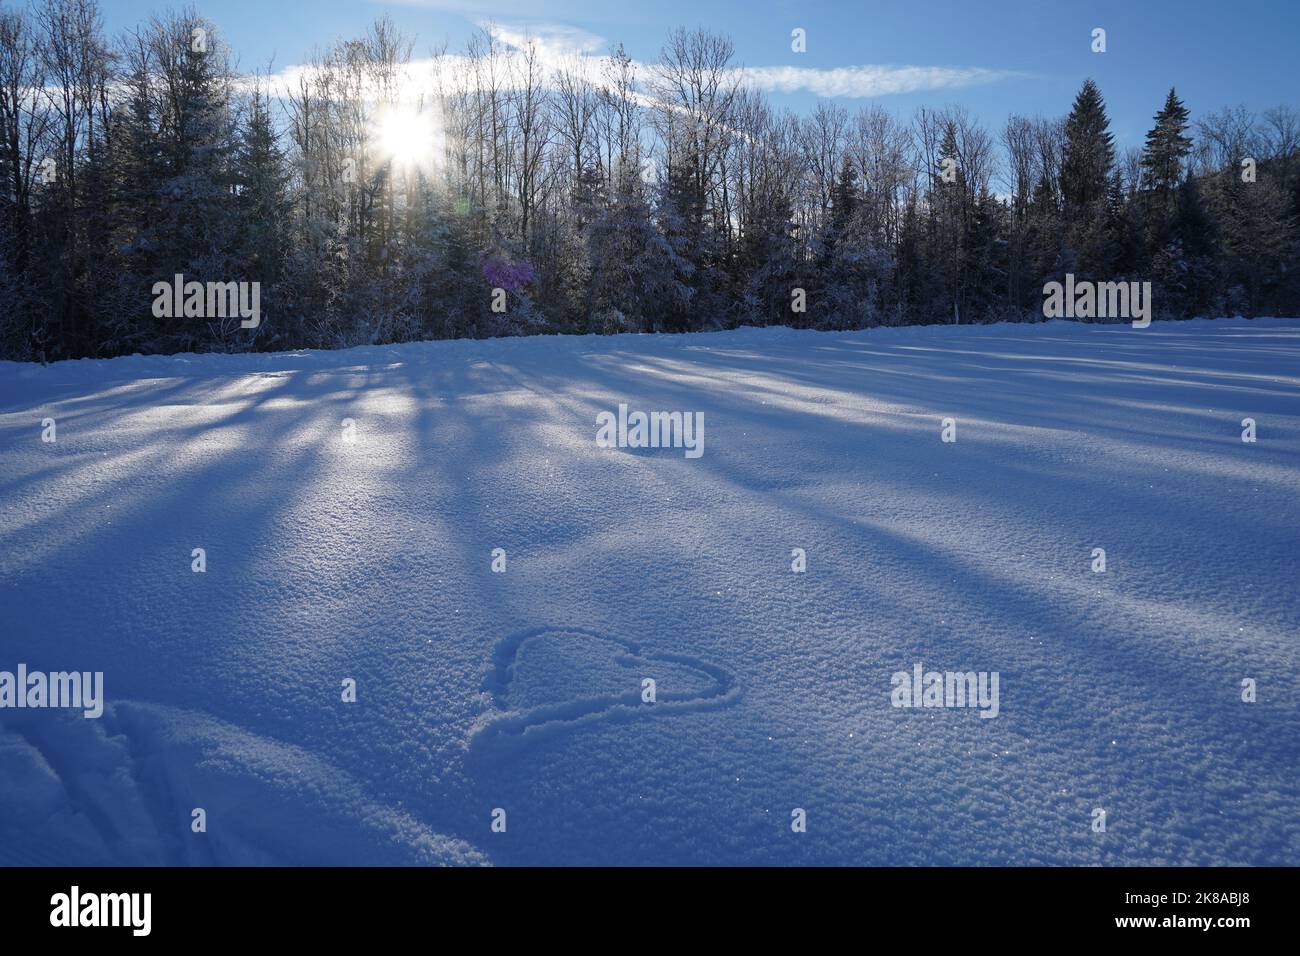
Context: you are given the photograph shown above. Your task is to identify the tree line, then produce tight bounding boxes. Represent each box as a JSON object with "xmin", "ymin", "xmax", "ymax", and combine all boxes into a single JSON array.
[{"xmin": 1, "ymin": 1, "xmax": 1297, "ymax": 361}]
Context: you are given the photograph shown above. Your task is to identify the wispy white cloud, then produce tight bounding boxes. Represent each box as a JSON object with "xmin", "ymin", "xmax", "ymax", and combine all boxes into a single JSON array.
[
  {"xmin": 374, "ymin": 0, "xmax": 544, "ymax": 14},
  {"xmin": 485, "ymin": 22, "xmax": 607, "ymax": 59},
  {"xmin": 261, "ymin": 19, "xmax": 1025, "ymax": 104},
  {"xmin": 738, "ymin": 64, "xmax": 1027, "ymax": 98},
  {"xmin": 478, "ymin": 21, "xmax": 1025, "ymax": 99}
]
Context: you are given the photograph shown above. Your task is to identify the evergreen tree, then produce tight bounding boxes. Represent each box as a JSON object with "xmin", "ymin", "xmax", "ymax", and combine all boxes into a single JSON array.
[
  {"xmin": 1151, "ymin": 178, "xmax": 1221, "ymax": 318},
  {"xmin": 1102, "ymin": 171, "xmax": 1145, "ymax": 279},
  {"xmin": 814, "ymin": 155, "xmax": 877, "ymax": 327},
  {"xmin": 653, "ymin": 152, "xmax": 706, "ymax": 331},
  {"xmin": 933, "ymin": 122, "xmax": 968, "ymax": 322},
  {"xmin": 962, "ymin": 188, "xmax": 1006, "ymax": 321},
  {"xmin": 227, "ymin": 82, "xmax": 290, "ymax": 345},
  {"xmin": 1060, "ymin": 80, "xmax": 1115, "ymax": 214},
  {"xmin": 1024, "ymin": 173, "xmax": 1067, "ymax": 307},
  {"xmin": 234, "ymin": 85, "xmax": 289, "ymax": 277},
  {"xmin": 893, "ymin": 191, "xmax": 941, "ymax": 322},
  {"xmin": 825, "ymin": 155, "xmax": 859, "ymax": 259},
  {"xmin": 1060, "ymin": 80, "xmax": 1116, "ymax": 277},
  {"xmin": 146, "ymin": 13, "xmax": 238, "ymax": 350},
  {"xmin": 1210, "ymin": 163, "xmax": 1297, "ymax": 315},
  {"xmin": 589, "ymin": 163, "xmax": 688, "ymax": 332},
  {"xmin": 1140, "ymin": 87, "xmax": 1193, "ymax": 197},
  {"xmin": 738, "ymin": 187, "xmax": 800, "ymax": 327}
]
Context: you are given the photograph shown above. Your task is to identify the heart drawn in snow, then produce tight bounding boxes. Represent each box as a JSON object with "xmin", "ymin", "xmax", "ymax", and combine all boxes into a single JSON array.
[{"xmin": 467, "ymin": 626, "xmax": 739, "ymax": 752}]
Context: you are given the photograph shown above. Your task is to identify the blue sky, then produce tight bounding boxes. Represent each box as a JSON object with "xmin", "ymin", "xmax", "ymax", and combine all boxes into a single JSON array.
[{"xmin": 99, "ymin": 0, "xmax": 1298, "ymax": 150}]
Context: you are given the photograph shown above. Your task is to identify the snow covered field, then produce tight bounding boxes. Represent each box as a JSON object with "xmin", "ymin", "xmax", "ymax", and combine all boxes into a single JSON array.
[{"xmin": 1, "ymin": 317, "xmax": 1297, "ymax": 866}]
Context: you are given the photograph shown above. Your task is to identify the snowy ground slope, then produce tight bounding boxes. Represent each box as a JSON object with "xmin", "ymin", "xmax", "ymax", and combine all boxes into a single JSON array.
[{"xmin": 1, "ymin": 318, "xmax": 1297, "ymax": 866}]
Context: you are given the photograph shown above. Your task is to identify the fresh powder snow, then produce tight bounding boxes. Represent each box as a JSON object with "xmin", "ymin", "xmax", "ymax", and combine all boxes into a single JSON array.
[{"xmin": 1, "ymin": 318, "xmax": 1297, "ymax": 866}]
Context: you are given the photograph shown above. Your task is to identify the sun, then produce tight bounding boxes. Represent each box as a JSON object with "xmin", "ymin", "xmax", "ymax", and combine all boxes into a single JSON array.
[{"xmin": 373, "ymin": 104, "xmax": 441, "ymax": 172}]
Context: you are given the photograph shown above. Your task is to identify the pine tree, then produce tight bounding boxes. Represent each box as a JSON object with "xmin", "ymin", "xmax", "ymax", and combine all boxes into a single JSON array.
[
  {"xmin": 815, "ymin": 155, "xmax": 870, "ymax": 326},
  {"xmin": 654, "ymin": 152, "xmax": 706, "ymax": 331},
  {"xmin": 1060, "ymin": 80, "xmax": 1116, "ymax": 278},
  {"xmin": 1060, "ymin": 79, "xmax": 1115, "ymax": 214},
  {"xmin": 1152, "ymin": 179, "xmax": 1221, "ymax": 318},
  {"xmin": 102, "ymin": 45, "xmax": 167, "ymax": 352},
  {"xmin": 893, "ymin": 191, "xmax": 941, "ymax": 322},
  {"xmin": 1102, "ymin": 171, "xmax": 1145, "ymax": 278},
  {"xmin": 738, "ymin": 186, "xmax": 799, "ymax": 326},
  {"xmin": 931, "ymin": 123, "xmax": 969, "ymax": 322},
  {"xmin": 1140, "ymin": 88, "xmax": 1193, "ymax": 197},
  {"xmin": 149, "ymin": 13, "xmax": 239, "ymax": 350},
  {"xmin": 1025, "ymin": 173, "xmax": 1067, "ymax": 305},
  {"xmin": 226, "ymin": 82, "xmax": 290, "ymax": 347},
  {"xmin": 589, "ymin": 162, "xmax": 688, "ymax": 332},
  {"xmin": 232, "ymin": 83, "xmax": 290, "ymax": 328},
  {"xmin": 826, "ymin": 156, "xmax": 858, "ymax": 254},
  {"xmin": 1210, "ymin": 164, "xmax": 1296, "ymax": 315},
  {"xmin": 962, "ymin": 188, "xmax": 1005, "ymax": 321}
]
